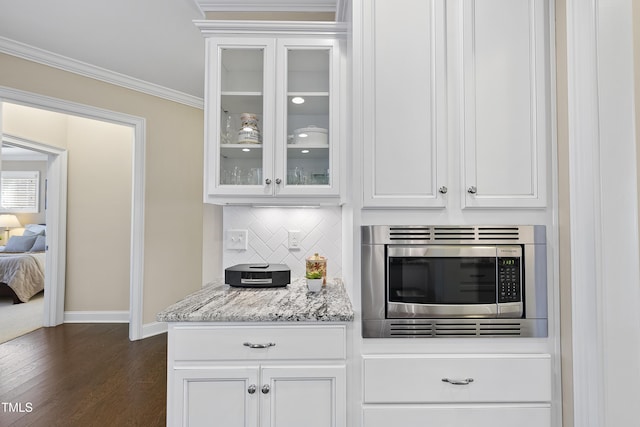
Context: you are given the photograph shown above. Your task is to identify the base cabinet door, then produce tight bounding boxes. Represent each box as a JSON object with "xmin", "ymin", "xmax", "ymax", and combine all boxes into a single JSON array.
[
  {"xmin": 173, "ymin": 365, "xmax": 346, "ymax": 427},
  {"xmin": 173, "ymin": 367, "xmax": 260, "ymax": 427},
  {"xmin": 260, "ymin": 366, "xmax": 346, "ymax": 427},
  {"xmin": 362, "ymin": 405, "xmax": 551, "ymax": 427}
]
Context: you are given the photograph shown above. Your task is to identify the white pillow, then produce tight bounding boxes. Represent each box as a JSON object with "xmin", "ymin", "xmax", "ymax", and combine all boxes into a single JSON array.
[{"xmin": 23, "ymin": 224, "xmax": 46, "ymax": 236}]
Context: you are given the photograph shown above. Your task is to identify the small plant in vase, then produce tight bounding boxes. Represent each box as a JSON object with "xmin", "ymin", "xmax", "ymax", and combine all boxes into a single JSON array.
[{"xmin": 306, "ymin": 271, "xmax": 323, "ymax": 293}]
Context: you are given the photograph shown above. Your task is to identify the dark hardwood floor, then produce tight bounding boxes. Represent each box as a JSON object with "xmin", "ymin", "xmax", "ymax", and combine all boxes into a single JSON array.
[{"xmin": 0, "ymin": 324, "xmax": 167, "ymax": 427}]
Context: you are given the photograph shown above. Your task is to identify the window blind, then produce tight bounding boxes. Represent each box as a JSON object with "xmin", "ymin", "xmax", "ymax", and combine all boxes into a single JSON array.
[{"xmin": 1, "ymin": 171, "xmax": 40, "ymax": 213}]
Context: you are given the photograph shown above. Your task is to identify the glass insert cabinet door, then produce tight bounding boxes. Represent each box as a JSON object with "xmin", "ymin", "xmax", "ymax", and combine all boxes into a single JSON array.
[
  {"xmin": 211, "ymin": 39, "xmax": 275, "ymax": 195},
  {"xmin": 206, "ymin": 37, "xmax": 339, "ymax": 198},
  {"xmin": 277, "ymin": 40, "xmax": 339, "ymax": 196}
]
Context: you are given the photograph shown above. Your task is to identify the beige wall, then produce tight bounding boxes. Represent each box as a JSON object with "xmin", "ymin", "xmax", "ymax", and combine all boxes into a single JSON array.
[
  {"xmin": 66, "ymin": 115, "xmax": 133, "ymax": 310},
  {"xmin": 555, "ymin": 1, "xmax": 573, "ymax": 426},
  {"xmin": 0, "ymin": 52, "xmax": 206, "ymax": 323}
]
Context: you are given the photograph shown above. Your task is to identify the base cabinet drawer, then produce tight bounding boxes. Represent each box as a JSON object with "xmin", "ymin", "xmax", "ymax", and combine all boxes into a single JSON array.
[
  {"xmin": 172, "ymin": 325, "xmax": 346, "ymax": 361},
  {"xmin": 363, "ymin": 354, "xmax": 551, "ymax": 403},
  {"xmin": 362, "ymin": 405, "xmax": 551, "ymax": 427}
]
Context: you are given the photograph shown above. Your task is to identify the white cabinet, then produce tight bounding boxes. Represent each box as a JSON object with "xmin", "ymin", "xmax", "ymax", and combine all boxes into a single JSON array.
[
  {"xmin": 167, "ymin": 324, "xmax": 347, "ymax": 427},
  {"xmin": 361, "ymin": 0, "xmax": 447, "ymax": 208},
  {"xmin": 458, "ymin": 0, "xmax": 549, "ymax": 208},
  {"xmin": 362, "ymin": 406, "xmax": 551, "ymax": 427},
  {"xmin": 198, "ymin": 22, "xmax": 344, "ymax": 205},
  {"xmin": 361, "ymin": 0, "xmax": 550, "ymax": 209},
  {"xmin": 362, "ymin": 354, "xmax": 552, "ymax": 427},
  {"xmin": 260, "ymin": 366, "xmax": 345, "ymax": 427},
  {"xmin": 174, "ymin": 367, "xmax": 258, "ymax": 427}
]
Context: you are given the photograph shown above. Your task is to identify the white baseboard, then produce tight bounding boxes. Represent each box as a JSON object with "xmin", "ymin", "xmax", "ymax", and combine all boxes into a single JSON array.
[
  {"xmin": 142, "ymin": 321, "xmax": 167, "ymax": 338},
  {"xmin": 63, "ymin": 310, "xmax": 129, "ymax": 323},
  {"xmin": 62, "ymin": 312, "xmax": 168, "ymax": 339}
]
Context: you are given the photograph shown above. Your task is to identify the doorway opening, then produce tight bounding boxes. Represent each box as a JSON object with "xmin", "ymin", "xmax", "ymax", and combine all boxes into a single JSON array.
[
  {"xmin": 0, "ymin": 87, "xmax": 146, "ymax": 340},
  {"xmin": 0, "ymin": 135, "xmax": 65, "ymax": 339}
]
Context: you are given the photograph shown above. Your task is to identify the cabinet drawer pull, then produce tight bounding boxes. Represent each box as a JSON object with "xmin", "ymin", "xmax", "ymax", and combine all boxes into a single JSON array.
[
  {"xmin": 243, "ymin": 342, "xmax": 276, "ymax": 349},
  {"xmin": 442, "ymin": 377, "xmax": 474, "ymax": 386},
  {"xmin": 248, "ymin": 384, "xmax": 257, "ymax": 394},
  {"xmin": 467, "ymin": 186, "xmax": 477, "ymax": 194},
  {"xmin": 261, "ymin": 384, "xmax": 270, "ymax": 394}
]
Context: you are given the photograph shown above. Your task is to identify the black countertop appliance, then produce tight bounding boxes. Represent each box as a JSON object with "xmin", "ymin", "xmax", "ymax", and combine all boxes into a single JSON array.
[{"xmin": 225, "ymin": 263, "xmax": 291, "ymax": 288}]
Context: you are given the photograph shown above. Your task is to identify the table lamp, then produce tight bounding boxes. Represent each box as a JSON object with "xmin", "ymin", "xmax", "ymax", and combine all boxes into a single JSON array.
[{"xmin": 0, "ymin": 214, "xmax": 22, "ymax": 243}]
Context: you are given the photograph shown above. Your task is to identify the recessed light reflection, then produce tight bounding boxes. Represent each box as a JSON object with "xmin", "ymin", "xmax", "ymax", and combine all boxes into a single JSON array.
[
  {"xmin": 298, "ymin": 133, "xmax": 308, "ymax": 138},
  {"xmin": 291, "ymin": 97, "xmax": 305, "ymax": 104},
  {"xmin": 242, "ymin": 148, "xmax": 251, "ymax": 152},
  {"xmin": 301, "ymin": 149, "xmax": 310, "ymax": 154}
]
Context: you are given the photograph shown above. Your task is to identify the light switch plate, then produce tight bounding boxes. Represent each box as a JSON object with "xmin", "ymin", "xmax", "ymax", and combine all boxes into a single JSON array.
[
  {"xmin": 228, "ymin": 229, "xmax": 248, "ymax": 250},
  {"xmin": 288, "ymin": 230, "xmax": 301, "ymax": 249}
]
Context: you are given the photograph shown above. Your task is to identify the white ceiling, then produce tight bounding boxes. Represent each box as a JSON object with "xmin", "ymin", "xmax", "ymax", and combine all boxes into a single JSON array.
[
  {"xmin": 0, "ymin": 0, "xmax": 206, "ymax": 102},
  {"xmin": 0, "ymin": 0, "xmax": 342, "ymax": 107}
]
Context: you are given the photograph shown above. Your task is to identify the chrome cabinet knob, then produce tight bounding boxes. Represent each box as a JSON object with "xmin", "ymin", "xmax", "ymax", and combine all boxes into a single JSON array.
[
  {"xmin": 439, "ymin": 186, "xmax": 448, "ymax": 194},
  {"xmin": 261, "ymin": 385, "xmax": 270, "ymax": 394},
  {"xmin": 248, "ymin": 384, "xmax": 257, "ymax": 394},
  {"xmin": 275, "ymin": 178, "xmax": 282, "ymax": 185},
  {"xmin": 265, "ymin": 178, "xmax": 272, "ymax": 185},
  {"xmin": 467, "ymin": 186, "xmax": 477, "ymax": 194}
]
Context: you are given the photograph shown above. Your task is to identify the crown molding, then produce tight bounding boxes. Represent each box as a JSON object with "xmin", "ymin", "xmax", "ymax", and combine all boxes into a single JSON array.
[
  {"xmin": 194, "ymin": 0, "xmax": 337, "ymax": 13},
  {"xmin": 0, "ymin": 37, "xmax": 204, "ymax": 110},
  {"xmin": 194, "ymin": 19, "xmax": 348, "ymax": 36}
]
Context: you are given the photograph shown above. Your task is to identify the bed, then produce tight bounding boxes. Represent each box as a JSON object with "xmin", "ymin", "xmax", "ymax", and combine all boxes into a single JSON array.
[
  {"xmin": 0, "ymin": 225, "xmax": 47, "ymax": 304},
  {"xmin": 0, "ymin": 252, "xmax": 45, "ymax": 303}
]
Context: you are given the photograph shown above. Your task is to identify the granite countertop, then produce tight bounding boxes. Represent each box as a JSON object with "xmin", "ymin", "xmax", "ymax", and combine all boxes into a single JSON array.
[{"xmin": 157, "ymin": 277, "xmax": 354, "ymax": 323}]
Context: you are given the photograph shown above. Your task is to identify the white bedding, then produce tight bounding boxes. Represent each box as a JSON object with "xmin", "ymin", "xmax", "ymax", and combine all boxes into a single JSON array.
[{"xmin": 0, "ymin": 252, "xmax": 45, "ymax": 302}]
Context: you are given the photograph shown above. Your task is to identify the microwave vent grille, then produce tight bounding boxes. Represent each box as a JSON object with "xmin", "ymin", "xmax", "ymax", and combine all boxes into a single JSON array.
[
  {"xmin": 388, "ymin": 227, "xmax": 432, "ymax": 242},
  {"xmin": 387, "ymin": 226, "xmax": 522, "ymax": 243},
  {"xmin": 387, "ymin": 321, "xmax": 523, "ymax": 337}
]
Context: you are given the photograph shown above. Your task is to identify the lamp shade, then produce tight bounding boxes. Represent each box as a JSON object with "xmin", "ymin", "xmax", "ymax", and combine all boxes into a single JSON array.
[{"xmin": 0, "ymin": 214, "xmax": 21, "ymax": 228}]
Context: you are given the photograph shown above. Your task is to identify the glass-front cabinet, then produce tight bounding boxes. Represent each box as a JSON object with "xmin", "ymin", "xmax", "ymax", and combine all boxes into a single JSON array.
[{"xmin": 204, "ymin": 34, "xmax": 341, "ymax": 203}]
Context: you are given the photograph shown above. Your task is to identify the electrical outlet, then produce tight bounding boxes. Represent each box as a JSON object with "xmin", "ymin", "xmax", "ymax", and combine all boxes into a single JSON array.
[
  {"xmin": 288, "ymin": 230, "xmax": 301, "ymax": 249},
  {"xmin": 227, "ymin": 229, "xmax": 248, "ymax": 250}
]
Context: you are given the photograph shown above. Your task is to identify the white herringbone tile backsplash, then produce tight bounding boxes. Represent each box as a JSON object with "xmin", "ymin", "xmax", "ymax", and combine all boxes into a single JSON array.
[{"xmin": 222, "ymin": 206, "xmax": 342, "ymax": 278}]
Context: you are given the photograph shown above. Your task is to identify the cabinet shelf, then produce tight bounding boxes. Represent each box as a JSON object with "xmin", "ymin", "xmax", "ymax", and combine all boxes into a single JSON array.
[
  {"xmin": 287, "ymin": 93, "xmax": 329, "ymax": 115},
  {"xmin": 221, "ymin": 144, "xmax": 263, "ymax": 159},
  {"xmin": 221, "ymin": 93, "xmax": 263, "ymax": 115},
  {"xmin": 287, "ymin": 144, "xmax": 329, "ymax": 159}
]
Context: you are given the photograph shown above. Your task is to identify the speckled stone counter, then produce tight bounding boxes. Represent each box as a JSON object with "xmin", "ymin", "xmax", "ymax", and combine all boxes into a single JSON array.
[{"xmin": 157, "ymin": 277, "xmax": 354, "ymax": 323}]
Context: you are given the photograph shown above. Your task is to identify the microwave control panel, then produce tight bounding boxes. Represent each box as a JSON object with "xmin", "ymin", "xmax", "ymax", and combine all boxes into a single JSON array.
[{"xmin": 498, "ymin": 257, "xmax": 521, "ymax": 303}]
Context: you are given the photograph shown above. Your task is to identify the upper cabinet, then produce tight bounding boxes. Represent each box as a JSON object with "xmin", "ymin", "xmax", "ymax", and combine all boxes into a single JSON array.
[
  {"xmin": 459, "ymin": 0, "xmax": 549, "ymax": 208},
  {"xmin": 197, "ymin": 22, "xmax": 345, "ymax": 205},
  {"xmin": 361, "ymin": 0, "xmax": 551, "ymax": 209},
  {"xmin": 361, "ymin": 0, "xmax": 448, "ymax": 209}
]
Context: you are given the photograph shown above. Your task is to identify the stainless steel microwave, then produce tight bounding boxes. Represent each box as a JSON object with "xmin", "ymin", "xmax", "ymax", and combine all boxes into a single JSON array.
[{"xmin": 361, "ymin": 225, "xmax": 548, "ymax": 338}]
